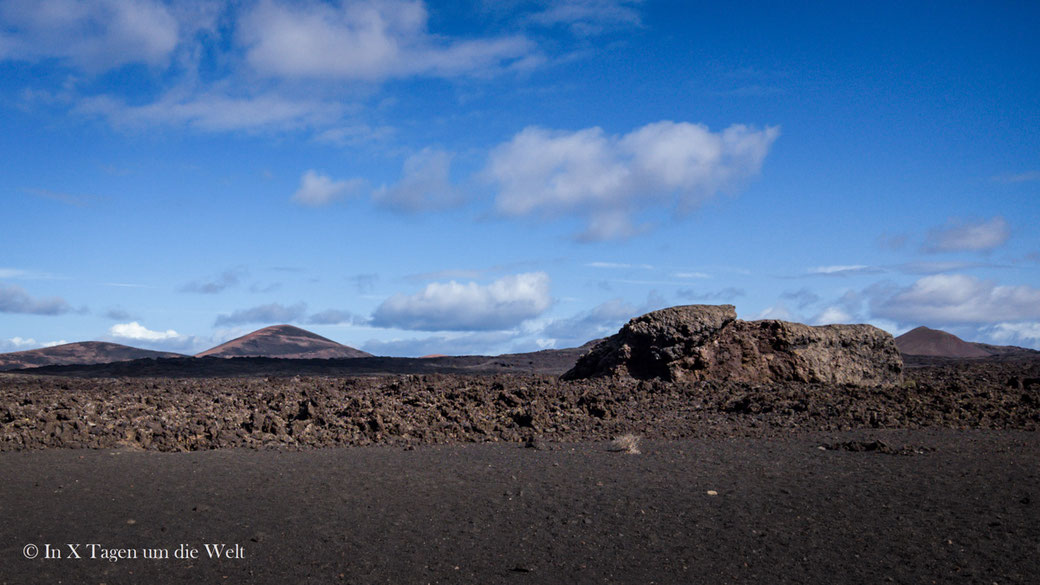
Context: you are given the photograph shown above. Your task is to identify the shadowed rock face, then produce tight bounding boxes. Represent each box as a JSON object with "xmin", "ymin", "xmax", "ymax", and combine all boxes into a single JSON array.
[{"xmin": 563, "ymin": 305, "xmax": 903, "ymax": 386}]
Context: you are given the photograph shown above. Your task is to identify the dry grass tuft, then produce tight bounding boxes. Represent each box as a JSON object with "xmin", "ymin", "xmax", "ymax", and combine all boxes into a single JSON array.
[{"xmin": 608, "ymin": 433, "xmax": 641, "ymax": 454}]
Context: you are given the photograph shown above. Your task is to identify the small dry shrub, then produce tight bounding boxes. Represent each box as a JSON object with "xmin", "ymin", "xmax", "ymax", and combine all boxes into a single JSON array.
[{"xmin": 608, "ymin": 433, "xmax": 641, "ymax": 454}]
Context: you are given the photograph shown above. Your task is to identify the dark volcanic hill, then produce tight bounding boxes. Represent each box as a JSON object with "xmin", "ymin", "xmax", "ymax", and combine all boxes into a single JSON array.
[
  {"xmin": 0, "ymin": 341, "xmax": 185, "ymax": 371},
  {"xmin": 895, "ymin": 326, "xmax": 993, "ymax": 358},
  {"xmin": 196, "ymin": 325, "xmax": 372, "ymax": 359}
]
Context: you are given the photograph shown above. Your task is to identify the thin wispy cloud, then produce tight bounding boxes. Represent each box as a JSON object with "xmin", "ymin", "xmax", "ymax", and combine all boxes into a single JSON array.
[
  {"xmin": 180, "ymin": 269, "xmax": 247, "ymax": 294},
  {"xmin": 214, "ymin": 302, "xmax": 308, "ymax": 327},
  {"xmin": 806, "ymin": 265, "xmax": 883, "ymax": 277},
  {"xmin": 923, "ymin": 217, "xmax": 1010, "ymax": 253},
  {"xmin": 992, "ymin": 170, "xmax": 1040, "ymax": 184},
  {"xmin": 24, "ymin": 188, "xmax": 98, "ymax": 207}
]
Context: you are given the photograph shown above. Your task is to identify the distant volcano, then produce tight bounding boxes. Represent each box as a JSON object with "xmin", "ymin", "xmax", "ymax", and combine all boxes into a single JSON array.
[
  {"xmin": 196, "ymin": 325, "xmax": 372, "ymax": 359},
  {"xmin": 894, "ymin": 326, "xmax": 992, "ymax": 358},
  {"xmin": 0, "ymin": 342, "xmax": 185, "ymax": 371}
]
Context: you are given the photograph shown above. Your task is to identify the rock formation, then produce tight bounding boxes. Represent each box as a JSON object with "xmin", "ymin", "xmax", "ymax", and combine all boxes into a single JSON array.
[{"xmin": 563, "ymin": 305, "xmax": 903, "ymax": 386}]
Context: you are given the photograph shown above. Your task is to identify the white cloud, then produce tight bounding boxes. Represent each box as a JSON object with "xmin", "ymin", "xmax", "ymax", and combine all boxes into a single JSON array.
[
  {"xmin": 585, "ymin": 262, "xmax": 653, "ymax": 269},
  {"xmin": 291, "ymin": 170, "xmax": 364, "ymax": 206},
  {"xmin": 372, "ymin": 148, "xmax": 461, "ymax": 212},
  {"xmin": 1, "ymin": 337, "xmax": 67, "ymax": 351},
  {"xmin": 0, "ymin": 0, "xmax": 179, "ymax": 70},
  {"xmin": 238, "ymin": 0, "xmax": 533, "ymax": 81},
  {"xmin": 870, "ymin": 274, "xmax": 1040, "ymax": 324},
  {"xmin": 485, "ymin": 121, "xmax": 779, "ymax": 240},
  {"xmin": 109, "ymin": 321, "xmax": 182, "ymax": 342},
  {"xmin": 987, "ymin": 322, "xmax": 1040, "ymax": 347},
  {"xmin": 371, "ymin": 272, "xmax": 551, "ymax": 331},
  {"xmin": 923, "ymin": 216, "xmax": 1010, "ymax": 253}
]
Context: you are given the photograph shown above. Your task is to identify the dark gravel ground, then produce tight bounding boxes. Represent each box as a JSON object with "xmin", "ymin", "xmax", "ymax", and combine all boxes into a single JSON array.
[{"xmin": 1, "ymin": 431, "xmax": 1037, "ymax": 585}]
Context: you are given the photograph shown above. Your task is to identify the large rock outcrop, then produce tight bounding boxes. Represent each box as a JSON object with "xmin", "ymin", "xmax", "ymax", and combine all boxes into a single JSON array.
[{"xmin": 563, "ymin": 305, "xmax": 903, "ymax": 386}]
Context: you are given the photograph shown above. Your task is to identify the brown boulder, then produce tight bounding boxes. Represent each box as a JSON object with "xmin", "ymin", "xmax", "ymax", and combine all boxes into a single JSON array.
[{"xmin": 563, "ymin": 305, "xmax": 903, "ymax": 386}]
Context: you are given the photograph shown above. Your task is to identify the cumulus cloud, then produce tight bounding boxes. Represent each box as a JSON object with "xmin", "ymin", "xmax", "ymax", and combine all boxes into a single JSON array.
[
  {"xmin": 987, "ymin": 322, "xmax": 1040, "ymax": 347},
  {"xmin": 0, "ymin": 283, "xmax": 72, "ymax": 315},
  {"xmin": 485, "ymin": 121, "xmax": 779, "ymax": 240},
  {"xmin": 180, "ymin": 269, "xmax": 246, "ymax": 294},
  {"xmin": 0, "ymin": 0, "xmax": 179, "ymax": 70},
  {"xmin": 291, "ymin": 170, "xmax": 364, "ymax": 206},
  {"xmin": 372, "ymin": 148, "xmax": 461, "ymax": 213},
  {"xmin": 870, "ymin": 274, "xmax": 1040, "ymax": 324},
  {"xmin": 238, "ymin": 0, "xmax": 533, "ymax": 81},
  {"xmin": 214, "ymin": 302, "xmax": 308, "ymax": 326},
  {"xmin": 371, "ymin": 272, "xmax": 551, "ymax": 331},
  {"xmin": 109, "ymin": 321, "xmax": 182, "ymax": 342},
  {"xmin": 923, "ymin": 217, "xmax": 1010, "ymax": 253}
]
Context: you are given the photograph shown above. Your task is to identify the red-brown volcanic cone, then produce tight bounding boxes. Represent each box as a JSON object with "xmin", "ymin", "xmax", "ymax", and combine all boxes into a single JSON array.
[
  {"xmin": 0, "ymin": 342, "xmax": 185, "ymax": 371},
  {"xmin": 895, "ymin": 326, "xmax": 993, "ymax": 358},
  {"xmin": 195, "ymin": 325, "xmax": 371, "ymax": 359}
]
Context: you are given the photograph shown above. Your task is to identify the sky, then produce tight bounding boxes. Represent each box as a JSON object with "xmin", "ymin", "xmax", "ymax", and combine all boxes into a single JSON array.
[{"xmin": 2, "ymin": 0, "xmax": 1039, "ymax": 357}]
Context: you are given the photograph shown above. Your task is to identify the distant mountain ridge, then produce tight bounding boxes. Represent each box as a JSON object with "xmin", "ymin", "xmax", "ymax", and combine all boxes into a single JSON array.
[
  {"xmin": 895, "ymin": 326, "xmax": 1038, "ymax": 359},
  {"xmin": 0, "ymin": 341, "xmax": 185, "ymax": 371},
  {"xmin": 195, "ymin": 324, "xmax": 372, "ymax": 359}
]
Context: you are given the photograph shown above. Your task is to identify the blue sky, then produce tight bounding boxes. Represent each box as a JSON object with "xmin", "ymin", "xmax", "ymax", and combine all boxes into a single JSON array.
[{"xmin": 2, "ymin": 0, "xmax": 1039, "ymax": 356}]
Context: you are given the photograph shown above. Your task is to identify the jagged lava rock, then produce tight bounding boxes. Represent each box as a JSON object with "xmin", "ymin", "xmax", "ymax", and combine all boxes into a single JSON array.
[{"xmin": 563, "ymin": 304, "xmax": 903, "ymax": 386}]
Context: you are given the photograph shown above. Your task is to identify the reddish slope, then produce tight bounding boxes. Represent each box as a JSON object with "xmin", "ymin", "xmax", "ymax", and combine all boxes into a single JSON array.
[
  {"xmin": 894, "ymin": 326, "xmax": 992, "ymax": 358},
  {"xmin": 196, "ymin": 325, "xmax": 371, "ymax": 359},
  {"xmin": 0, "ymin": 342, "xmax": 185, "ymax": 371}
]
